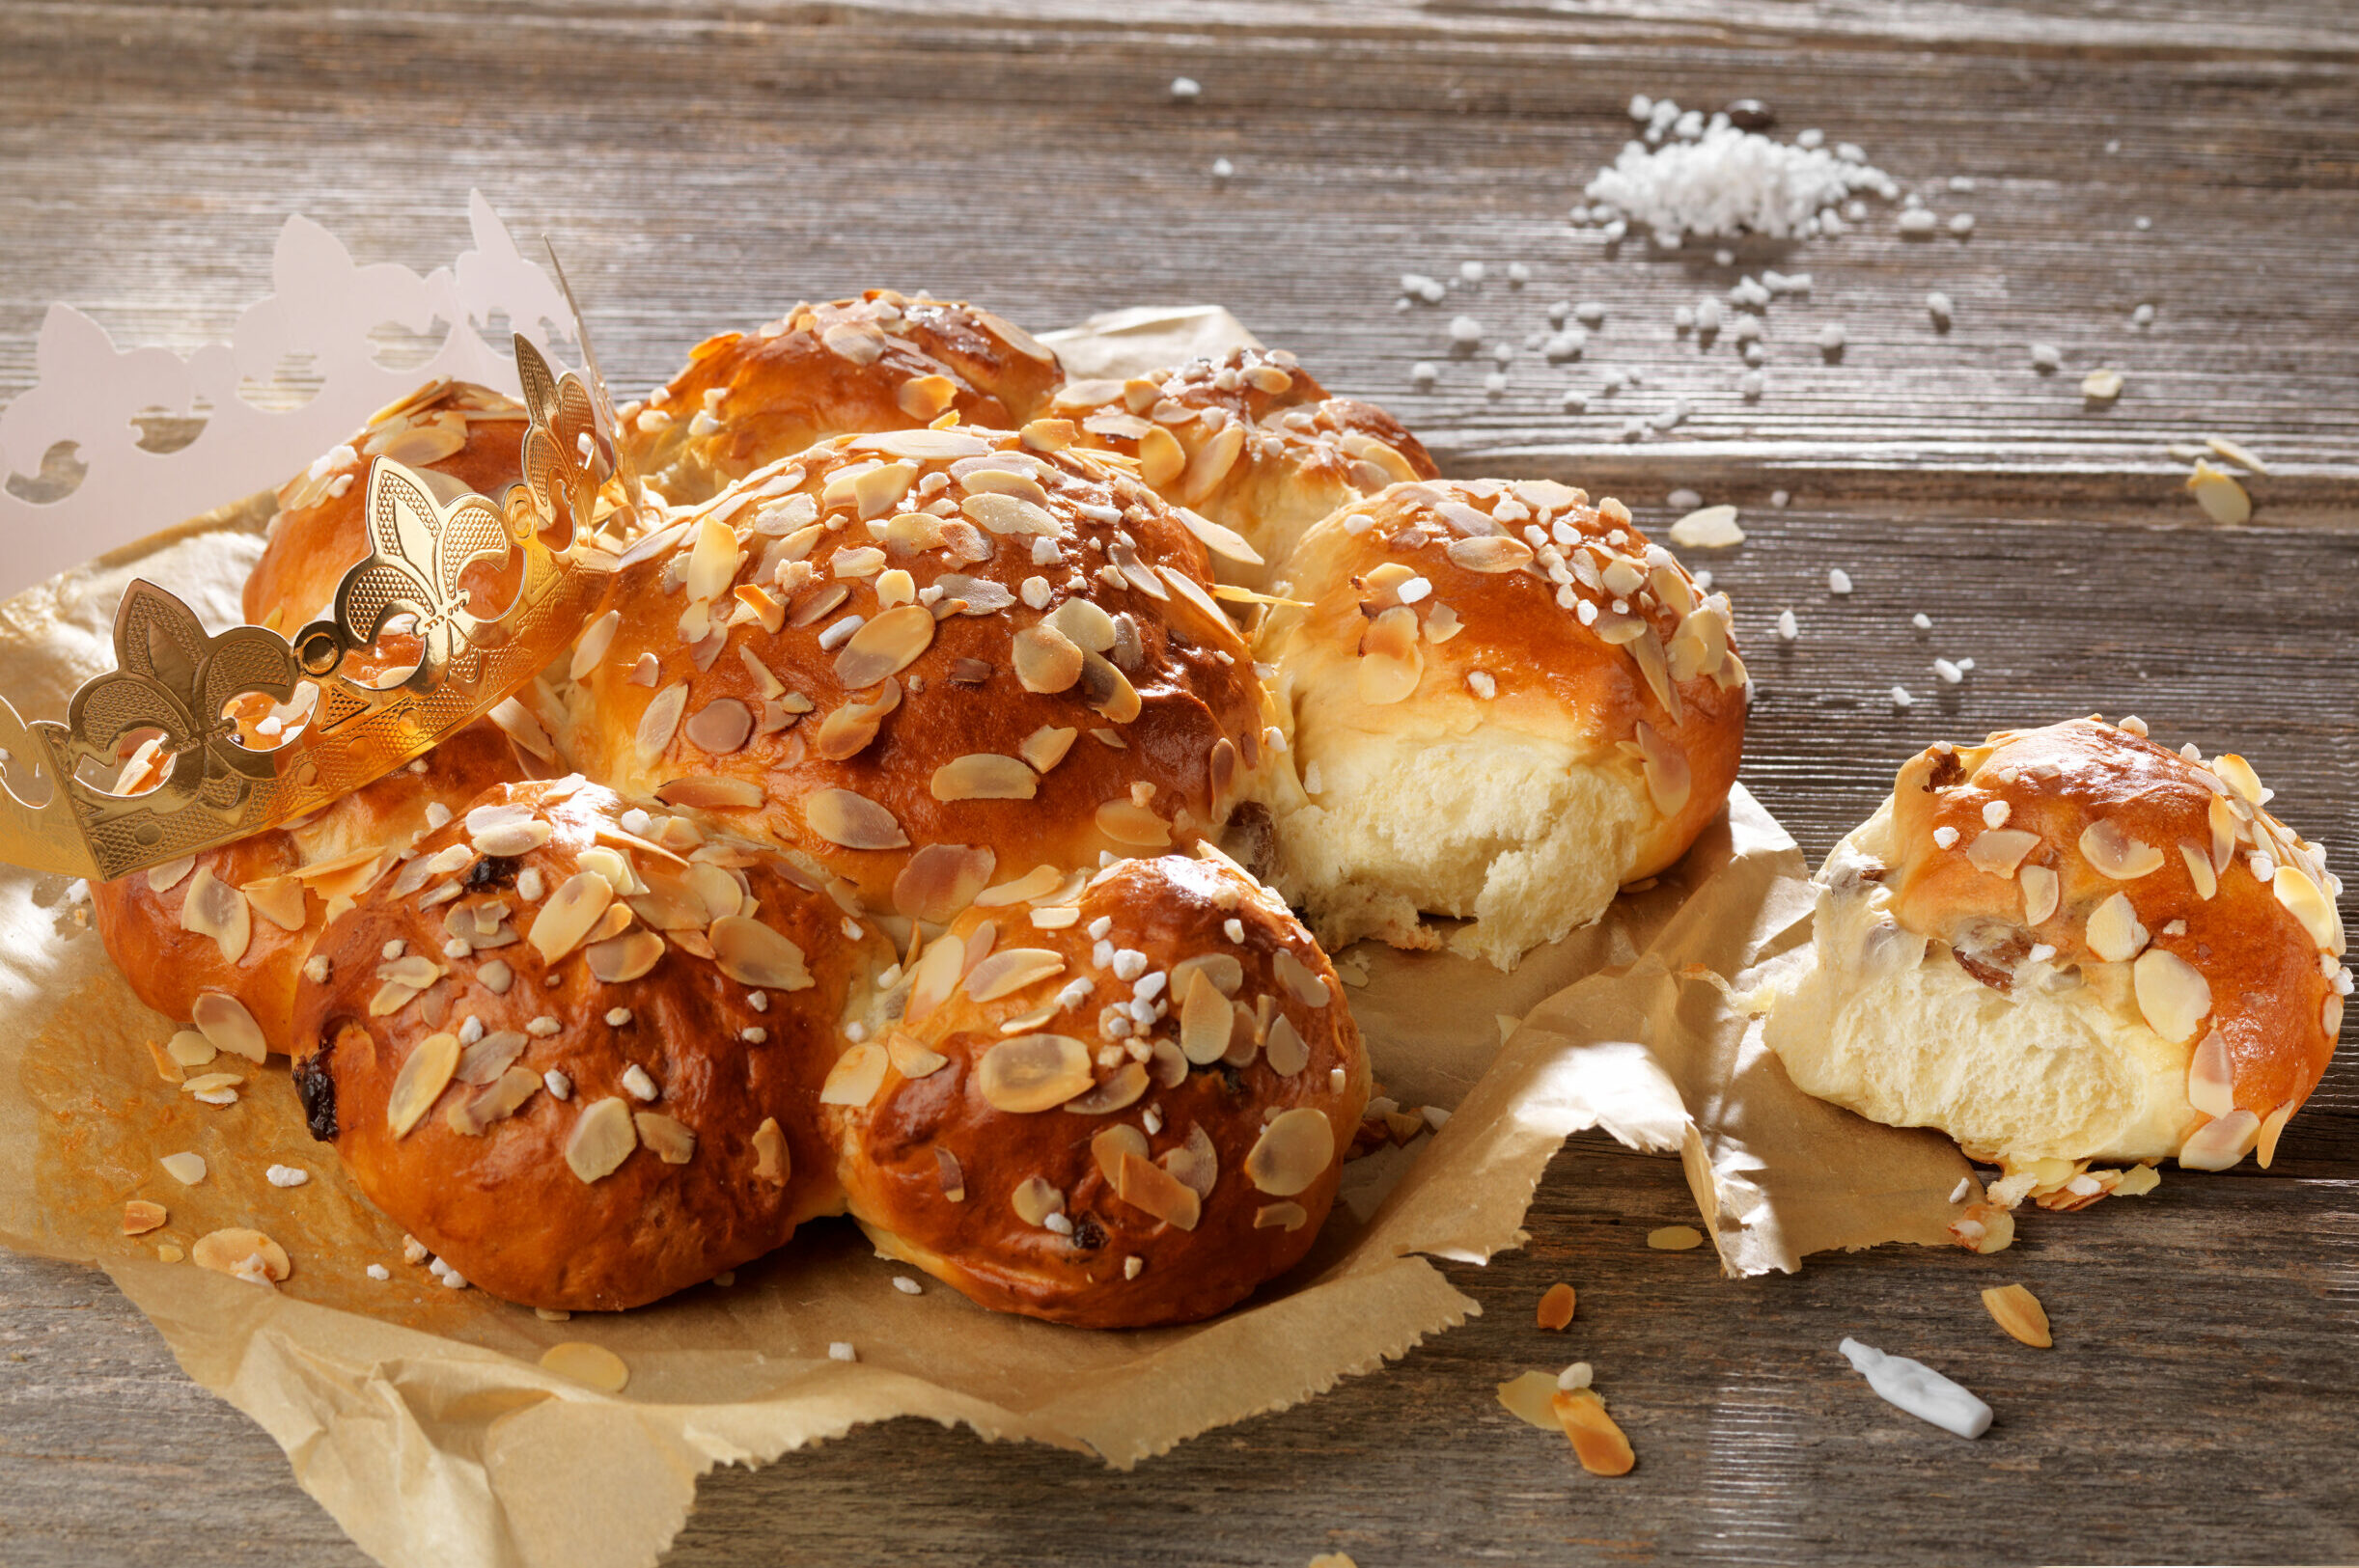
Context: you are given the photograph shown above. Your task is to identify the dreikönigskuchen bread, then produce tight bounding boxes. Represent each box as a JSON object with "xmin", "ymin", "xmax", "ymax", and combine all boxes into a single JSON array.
[
  {"xmin": 619, "ymin": 292, "xmax": 1065, "ymax": 508},
  {"xmin": 1763, "ymin": 717, "xmax": 2346, "ymax": 1208},
  {"xmin": 290, "ymin": 778, "xmax": 893, "ymax": 1309},
  {"xmin": 92, "ymin": 721, "xmax": 540, "ymax": 1061},
  {"xmin": 558, "ymin": 425, "xmax": 1286, "ymax": 920},
  {"xmin": 1051, "ymin": 345, "xmax": 1438, "ymax": 590},
  {"xmin": 1256, "ymin": 478, "xmax": 1746, "ymax": 970},
  {"xmin": 830, "ymin": 851, "xmax": 1369, "ymax": 1327}
]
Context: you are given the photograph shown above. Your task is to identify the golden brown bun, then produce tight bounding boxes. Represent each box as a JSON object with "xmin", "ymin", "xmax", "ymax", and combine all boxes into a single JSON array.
[
  {"xmin": 560, "ymin": 427, "xmax": 1284, "ymax": 921},
  {"xmin": 90, "ymin": 721, "xmax": 537, "ymax": 1058},
  {"xmin": 621, "ymin": 293, "xmax": 1065, "ymax": 508},
  {"xmin": 830, "ymin": 851, "xmax": 1370, "ymax": 1327},
  {"xmin": 289, "ymin": 778, "xmax": 892, "ymax": 1310},
  {"xmin": 1257, "ymin": 479, "xmax": 1745, "ymax": 968},
  {"xmin": 1053, "ymin": 346, "xmax": 1437, "ymax": 589},
  {"xmin": 243, "ymin": 379, "xmax": 530, "ymax": 631}
]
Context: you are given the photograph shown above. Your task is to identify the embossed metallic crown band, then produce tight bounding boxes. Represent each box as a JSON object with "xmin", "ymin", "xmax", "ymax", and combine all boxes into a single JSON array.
[{"xmin": 0, "ymin": 331, "xmax": 633, "ymax": 883}]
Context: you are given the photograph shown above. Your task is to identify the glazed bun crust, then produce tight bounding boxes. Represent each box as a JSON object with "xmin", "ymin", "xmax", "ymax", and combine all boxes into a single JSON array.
[
  {"xmin": 1260, "ymin": 478, "xmax": 1745, "ymax": 968},
  {"xmin": 622, "ymin": 293, "xmax": 1065, "ymax": 508},
  {"xmin": 243, "ymin": 379, "xmax": 529, "ymax": 631},
  {"xmin": 562, "ymin": 427, "xmax": 1281, "ymax": 919},
  {"xmin": 91, "ymin": 721, "xmax": 534, "ymax": 1057},
  {"xmin": 831, "ymin": 852, "xmax": 1370, "ymax": 1328},
  {"xmin": 290, "ymin": 779, "xmax": 892, "ymax": 1309},
  {"xmin": 1884, "ymin": 719, "xmax": 2343, "ymax": 1138},
  {"xmin": 1054, "ymin": 346, "xmax": 1438, "ymax": 589}
]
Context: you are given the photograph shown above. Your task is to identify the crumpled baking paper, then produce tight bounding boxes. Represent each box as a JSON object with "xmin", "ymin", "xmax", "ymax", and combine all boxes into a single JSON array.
[{"xmin": 0, "ymin": 277, "xmax": 1975, "ymax": 1568}]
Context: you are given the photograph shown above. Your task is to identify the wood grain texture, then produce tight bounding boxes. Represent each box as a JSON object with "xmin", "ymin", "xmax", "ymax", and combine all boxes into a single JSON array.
[{"xmin": 0, "ymin": 2, "xmax": 2353, "ymax": 1564}]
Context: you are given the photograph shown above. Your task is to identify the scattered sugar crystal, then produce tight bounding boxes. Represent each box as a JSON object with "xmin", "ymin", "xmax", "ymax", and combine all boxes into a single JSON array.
[
  {"xmin": 1776, "ymin": 609, "xmax": 1798, "ymax": 641},
  {"xmin": 1925, "ymin": 291, "xmax": 1954, "ymax": 324},
  {"xmin": 1210, "ymin": 156, "xmax": 1234, "ymax": 180},
  {"xmin": 1949, "ymin": 213, "xmax": 1976, "ymax": 235},
  {"xmin": 1891, "ymin": 685, "xmax": 1915, "ymax": 708},
  {"xmin": 828, "ymin": 1341, "xmax": 857, "ymax": 1362},
  {"xmin": 1484, "ymin": 371, "xmax": 1508, "ymax": 398},
  {"xmin": 1410, "ymin": 361, "xmax": 1437, "ymax": 387},
  {"xmin": 1933, "ymin": 658, "xmax": 1963, "ymax": 684},
  {"xmin": 1448, "ymin": 314, "xmax": 1483, "ymax": 346},
  {"xmin": 1912, "ymin": 612, "xmax": 1932, "ymax": 629},
  {"xmin": 2030, "ymin": 343, "xmax": 2063, "ymax": 371},
  {"xmin": 1828, "ymin": 567, "xmax": 1854, "ymax": 593},
  {"xmin": 1769, "ymin": 489, "xmax": 1790, "ymax": 508},
  {"xmin": 1169, "ymin": 76, "xmax": 1201, "ymax": 99}
]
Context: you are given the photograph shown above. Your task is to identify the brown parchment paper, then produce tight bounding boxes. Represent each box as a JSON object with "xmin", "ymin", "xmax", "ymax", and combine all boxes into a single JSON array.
[{"xmin": 0, "ymin": 310, "xmax": 1979, "ymax": 1568}]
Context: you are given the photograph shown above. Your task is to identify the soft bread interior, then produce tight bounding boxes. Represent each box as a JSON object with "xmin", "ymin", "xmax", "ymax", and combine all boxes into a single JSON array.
[{"xmin": 1763, "ymin": 802, "xmax": 2198, "ymax": 1165}]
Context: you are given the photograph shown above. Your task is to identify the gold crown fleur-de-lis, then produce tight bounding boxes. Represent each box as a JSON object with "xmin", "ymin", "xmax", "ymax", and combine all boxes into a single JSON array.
[{"xmin": 516, "ymin": 333, "xmax": 612, "ymax": 544}]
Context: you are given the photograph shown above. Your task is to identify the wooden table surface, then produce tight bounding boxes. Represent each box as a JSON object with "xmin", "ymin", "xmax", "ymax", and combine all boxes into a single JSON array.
[{"xmin": 3, "ymin": 3, "xmax": 2356, "ymax": 1564}]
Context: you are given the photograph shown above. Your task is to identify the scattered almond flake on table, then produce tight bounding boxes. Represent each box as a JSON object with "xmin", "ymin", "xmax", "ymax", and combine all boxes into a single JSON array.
[
  {"xmin": 1646, "ymin": 1224, "xmax": 1704, "ymax": 1251},
  {"xmin": 2203, "ymin": 434, "xmax": 2269, "ymax": 474},
  {"xmin": 1839, "ymin": 1337, "xmax": 1992, "ymax": 1438},
  {"xmin": 1536, "ymin": 1281, "xmax": 1577, "ymax": 1329},
  {"xmin": 1308, "ymin": 1555, "xmax": 1359, "ymax": 1568},
  {"xmin": 1668, "ymin": 504, "xmax": 1742, "ymax": 548},
  {"xmin": 159, "ymin": 1151, "xmax": 206, "ymax": 1185},
  {"xmin": 1981, "ymin": 1283, "xmax": 2053, "ymax": 1348},
  {"xmin": 2187, "ymin": 459, "xmax": 2253, "ymax": 525},
  {"xmin": 540, "ymin": 1341, "xmax": 630, "ymax": 1392},
  {"xmin": 2082, "ymin": 368, "xmax": 2124, "ymax": 402}
]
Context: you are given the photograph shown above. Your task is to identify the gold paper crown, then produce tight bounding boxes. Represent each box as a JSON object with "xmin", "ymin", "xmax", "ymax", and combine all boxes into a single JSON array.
[{"xmin": 0, "ymin": 331, "xmax": 631, "ymax": 882}]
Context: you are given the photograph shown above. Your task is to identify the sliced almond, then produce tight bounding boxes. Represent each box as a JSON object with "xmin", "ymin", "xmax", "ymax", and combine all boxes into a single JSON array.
[
  {"xmin": 655, "ymin": 777, "xmax": 765, "ymax": 811},
  {"xmin": 122, "ymin": 1199, "xmax": 167, "ymax": 1235},
  {"xmin": 1357, "ymin": 606, "xmax": 1423, "ymax": 705},
  {"xmin": 1013, "ymin": 623, "xmax": 1084, "ymax": 694},
  {"xmin": 2256, "ymin": 1102, "xmax": 2295, "ymax": 1169},
  {"xmin": 932, "ymin": 753, "xmax": 1038, "ymax": 802},
  {"xmin": 570, "ymin": 608, "xmax": 623, "ymax": 679},
  {"xmin": 1552, "ymin": 1389, "xmax": 1635, "ymax": 1476},
  {"xmin": 1981, "ymin": 1282, "xmax": 2052, "ymax": 1347},
  {"xmin": 586, "ymin": 929, "xmax": 665, "ymax": 983},
  {"xmin": 2187, "ymin": 1028, "xmax": 2236, "ymax": 1117},
  {"xmin": 2020, "ymin": 864, "xmax": 2061, "ymax": 925},
  {"xmin": 893, "ymin": 843, "xmax": 996, "ymax": 924},
  {"xmin": 1092, "ymin": 1123, "xmax": 1150, "ymax": 1186},
  {"xmin": 1078, "ymin": 651, "xmax": 1142, "ymax": 723},
  {"xmin": 2180, "ymin": 841, "xmax": 2218, "ymax": 900},
  {"xmin": 975, "ymin": 1033, "xmax": 1094, "ymax": 1114},
  {"xmin": 165, "ymin": 1031, "xmax": 214, "ymax": 1068},
  {"xmin": 1447, "ymin": 535, "xmax": 1536, "ymax": 573},
  {"xmin": 159, "ymin": 1151, "xmax": 207, "ymax": 1185},
  {"xmin": 1019, "ymin": 725, "xmax": 1077, "ymax": 774},
  {"xmin": 710, "ymin": 915, "xmax": 814, "ymax": 989},
  {"xmin": 974, "ymin": 864, "xmax": 1064, "ymax": 908},
  {"xmin": 903, "ymin": 931, "xmax": 969, "ymax": 1023},
  {"xmin": 2273, "ymin": 864, "xmax": 2341, "ymax": 950},
  {"xmin": 387, "ymin": 1032, "xmax": 460, "ymax": 1138},
  {"xmin": 1135, "ymin": 425, "xmax": 1185, "ymax": 487},
  {"xmin": 1011, "ymin": 1175, "xmax": 1066, "ymax": 1226},
  {"xmin": 814, "ymin": 676, "xmax": 902, "ymax": 761},
  {"xmin": 192, "ymin": 992, "xmax": 269, "ymax": 1063},
  {"xmin": 821, "ymin": 1042, "xmax": 889, "ymax": 1106},
  {"xmin": 1634, "ymin": 722, "xmax": 1690, "ymax": 818},
  {"xmin": 2080, "ymin": 818, "xmax": 2163, "ymax": 880},
  {"xmin": 1537, "ymin": 1281, "xmax": 1577, "ymax": 1331},
  {"xmin": 565, "ymin": 1097, "xmax": 638, "ymax": 1182},
  {"xmin": 1254, "ymin": 1201, "xmax": 1308, "ymax": 1231},
  {"xmin": 1063, "ymin": 1061, "xmax": 1148, "ymax": 1114},
  {"xmin": 2132, "ymin": 947, "xmax": 2210, "ymax": 1042},
  {"xmin": 1264, "ymin": 1013, "xmax": 1311, "ymax": 1076},
  {"xmin": 1244, "ymin": 1107, "xmax": 1334, "ymax": 1197},
  {"xmin": 1273, "ymin": 949, "xmax": 1331, "ymax": 1008},
  {"xmin": 191, "ymin": 1228, "xmax": 291, "ymax": 1283},
  {"xmin": 684, "ymin": 697, "xmax": 754, "ymax": 756},
  {"xmin": 805, "ymin": 788, "xmax": 908, "ymax": 850},
  {"xmin": 685, "ymin": 515, "xmax": 741, "ymax": 602},
  {"xmin": 179, "ymin": 867, "xmax": 251, "ymax": 964},
  {"xmin": 1161, "ymin": 1124, "xmax": 1218, "ymax": 1197},
  {"xmin": 1965, "ymin": 828, "xmax": 2041, "ymax": 878},
  {"xmin": 541, "ymin": 1341, "xmax": 629, "ymax": 1391},
  {"xmin": 752, "ymin": 1116, "xmax": 791, "ymax": 1185},
  {"xmin": 1048, "ymin": 596, "xmax": 1118, "ymax": 652},
  {"xmin": 456, "ymin": 1029, "xmax": 529, "ymax": 1085},
  {"xmin": 2084, "ymin": 892, "xmax": 2147, "ymax": 964},
  {"xmin": 935, "ymin": 1144, "xmax": 966, "ymax": 1201},
  {"xmin": 532, "ymin": 871, "xmax": 615, "ymax": 963},
  {"xmin": 633, "ymin": 1112, "xmax": 696, "ymax": 1164},
  {"xmin": 1179, "ymin": 968, "xmax": 1231, "ymax": 1065},
  {"xmin": 449, "ymin": 1065, "xmax": 541, "ymax": 1135},
  {"xmin": 1115, "ymin": 1150, "xmax": 1202, "ymax": 1230},
  {"xmin": 146, "ymin": 856, "xmax": 196, "ymax": 894},
  {"xmin": 243, "ymin": 875, "xmax": 307, "ymax": 933},
  {"xmin": 2180, "ymin": 1108, "xmax": 2261, "ymax": 1169},
  {"xmin": 1095, "ymin": 799, "xmax": 1171, "ymax": 847},
  {"xmin": 634, "ymin": 681, "xmax": 690, "ymax": 767},
  {"xmin": 961, "ymin": 491, "xmax": 1061, "ymax": 537},
  {"xmin": 964, "ymin": 947, "xmax": 1066, "ymax": 1003},
  {"xmin": 886, "ymin": 1032, "xmax": 949, "ymax": 1079},
  {"xmin": 835, "ymin": 604, "xmax": 936, "ymax": 688}
]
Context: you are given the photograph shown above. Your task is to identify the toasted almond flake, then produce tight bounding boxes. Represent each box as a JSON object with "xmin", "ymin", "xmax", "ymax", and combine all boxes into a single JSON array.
[
  {"xmin": 1264, "ymin": 1013, "xmax": 1311, "ymax": 1076},
  {"xmin": 456, "ymin": 1030, "xmax": 529, "ymax": 1085},
  {"xmin": 634, "ymin": 1112, "xmax": 697, "ymax": 1164},
  {"xmin": 146, "ymin": 856, "xmax": 196, "ymax": 894},
  {"xmin": 813, "ymin": 676, "xmax": 902, "ymax": 762},
  {"xmin": 2080, "ymin": 818, "xmax": 2163, "ymax": 879},
  {"xmin": 1537, "ymin": 1281, "xmax": 1577, "ymax": 1330},
  {"xmin": 2179, "ymin": 1108, "xmax": 2260, "ymax": 1170},
  {"xmin": 1553, "ymin": 1389, "xmax": 1636, "ymax": 1475},
  {"xmin": 1047, "ymin": 596, "xmax": 1119, "ymax": 652},
  {"xmin": 387, "ymin": 1032, "xmax": 460, "ymax": 1138},
  {"xmin": 2187, "ymin": 459, "xmax": 2252, "ymax": 525},
  {"xmin": 2203, "ymin": 435, "xmax": 2270, "ymax": 475},
  {"xmin": 752, "ymin": 1116, "xmax": 791, "ymax": 1185},
  {"xmin": 2080, "ymin": 369, "xmax": 2123, "ymax": 402},
  {"xmin": 1244, "ymin": 1107, "xmax": 1333, "ymax": 1197},
  {"xmin": 1981, "ymin": 1283, "xmax": 2052, "ymax": 1347},
  {"xmin": 1065, "ymin": 1061, "xmax": 1150, "ymax": 1114},
  {"xmin": 541, "ymin": 1340, "xmax": 629, "ymax": 1390},
  {"xmin": 1447, "ymin": 535, "xmax": 1536, "ymax": 573},
  {"xmin": 2187, "ymin": 1028, "xmax": 2235, "ymax": 1117},
  {"xmin": 1092, "ymin": 1123, "xmax": 1150, "ymax": 1187},
  {"xmin": 1647, "ymin": 1224, "xmax": 1704, "ymax": 1251},
  {"xmin": 964, "ymin": 947, "xmax": 1066, "ymax": 1003},
  {"xmin": 531, "ymin": 872, "xmax": 615, "ymax": 963},
  {"xmin": 805, "ymin": 787, "xmax": 908, "ymax": 850},
  {"xmin": 491, "ymin": 696, "xmax": 558, "ymax": 760},
  {"xmin": 903, "ymin": 932, "xmax": 968, "ymax": 1023},
  {"xmin": 1498, "ymin": 1370, "xmax": 1564, "ymax": 1430},
  {"xmin": 1176, "ymin": 422, "xmax": 1245, "ymax": 505},
  {"xmin": 1095, "ymin": 799, "xmax": 1172, "ymax": 847},
  {"xmin": 1078, "ymin": 651, "xmax": 1142, "ymax": 723},
  {"xmin": 855, "ymin": 426, "xmax": 987, "ymax": 460},
  {"xmin": 685, "ymin": 516, "xmax": 741, "ymax": 602},
  {"xmin": 1357, "ymin": 605, "xmax": 1423, "ymax": 705},
  {"xmin": 2085, "ymin": 892, "xmax": 2146, "ymax": 963},
  {"xmin": 1178, "ymin": 968, "xmax": 1232, "ymax": 1064},
  {"xmin": 1950, "ymin": 1201, "xmax": 2016, "ymax": 1254},
  {"xmin": 654, "ymin": 777, "xmax": 765, "ymax": 812},
  {"xmin": 2256, "ymin": 1102, "xmax": 2295, "ymax": 1169},
  {"xmin": 1633, "ymin": 721, "xmax": 1690, "ymax": 817},
  {"xmin": 835, "ymin": 604, "xmax": 936, "ymax": 687},
  {"xmin": 1668, "ymin": 505, "xmax": 1742, "ymax": 549},
  {"xmin": 1965, "ymin": 828, "xmax": 2041, "ymax": 877},
  {"xmin": 1134, "ymin": 425, "xmax": 1185, "ymax": 486},
  {"xmin": 682, "ymin": 697, "xmax": 754, "ymax": 756},
  {"xmin": 960, "ymin": 491, "xmax": 1061, "ymax": 537},
  {"xmin": 1273, "ymin": 949, "xmax": 1331, "ymax": 1008},
  {"xmin": 1253, "ymin": 1201, "xmax": 1309, "ymax": 1231},
  {"xmin": 191, "ymin": 992, "xmax": 268, "ymax": 1063},
  {"xmin": 192, "ymin": 1228, "xmax": 291, "ymax": 1283},
  {"xmin": 2115, "ymin": 1164, "xmax": 2163, "ymax": 1196},
  {"xmin": 2273, "ymin": 864, "xmax": 2341, "ymax": 950},
  {"xmin": 1161, "ymin": 1124, "xmax": 1219, "ymax": 1197},
  {"xmin": 122, "ymin": 1199, "xmax": 167, "ymax": 1235},
  {"xmin": 886, "ymin": 1032, "xmax": 950, "ymax": 1079},
  {"xmin": 893, "ymin": 843, "xmax": 996, "ymax": 924},
  {"xmin": 2020, "ymin": 864, "xmax": 2061, "ymax": 925},
  {"xmin": 586, "ymin": 929, "xmax": 665, "ymax": 983},
  {"xmin": 448, "ymin": 1065, "xmax": 541, "ymax": 1135},
  {"xmin": 180, "ymin": 1070, "xmax": 243, "ymax": 1096},
  {"xmin": 179, "ymin": 867, "xmax": 251, "ymax": 964},
  {"xmin": 1116, "ymin": 1150, "xmax": 1203, "ymax": 1229},
  {"xmin": 974, "ymin": 864, "xmax": 1064, "ymax": 908},
  {"xmin": 1010, "ymin": 1175, "xmax": 1066, "ymax": 1226},
  {"xmin": 976, "ymin": 1033, "xmax": 1094, "ymax": 1114},
  {"xmin": 566, "ymin": 1097, "xmax": 638, "ymax": 1182},
  {"xmin": 1012, "ymin": 623, "xmax": 1084, "ymax": 695},
  {"xmin": 570, "ymin": 609, "xmax": 623, "ymax": 679},
  {"xmin": 1019, "ymin": 725, "xmax": 1077, "ymax": 774},
  {"xmin": 635, "ymin": 683, "xmax": 688, "ymax": 765},
  {"xmin": 932, "ymin": 753, "xmax": 1038, "ymax": 802},
  {"xmin": 2180, "ymin": 841, "xmax": 2218, "ymax": 900},
  {"xmin": 710, "ymin": 915, "xmax": 814, "ymax": 989},
  {"xmin": 160, "ymin": 1151, "xmax": 207, "ymax": 1185},
  {"xmin": 244, "ymin": 875, "xmax": 306, "ymax": 932},
  {"xmin": 2132, "ymin": 948, "xmax": 2210, "ymax": 1042}
]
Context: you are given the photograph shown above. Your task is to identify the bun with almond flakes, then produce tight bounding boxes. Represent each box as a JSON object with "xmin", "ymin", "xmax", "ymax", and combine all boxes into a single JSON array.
[
  {"xmin": 828, "ymin": 850, "xmax": 1369, "ymax": 1327},
  {"xmin": 289, "ymin": 778, "xmax": 894, "ymax": 1310},
  {"xmin": 1054, "ymin": 344, "xmax": 1439, "ymax": 591},
  {"xmin": 619, "ymin": 292, "xmax": 1066, "ymax": 508},
  {"xmin": 557, "ymin": 426, "xmax": 1287, "ymax": 919},
  {"xmin": 1255, "ymin": 477, "xmax": 1746, "ymax": 970},
  {"xmin": 1763, "ymin": 717, "xmax": 2346, "ymax": 1212}
]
